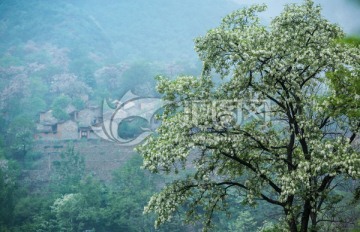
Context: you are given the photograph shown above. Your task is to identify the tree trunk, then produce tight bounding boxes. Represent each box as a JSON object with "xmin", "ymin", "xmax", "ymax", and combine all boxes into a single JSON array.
[
  {"xmin": 288, "ymin": 217, "xmax": 298, "ymax": 232},
  {"xmin": 285, "ymin": 206, "xmax": 298, "ymax": 232},
  {"xmin": 300, "ymin": 199, "xmax": 312, "ymax": 232},
  {"xmin": 310, "ymin": 211, "xmax": 317, "ymax": 232}
]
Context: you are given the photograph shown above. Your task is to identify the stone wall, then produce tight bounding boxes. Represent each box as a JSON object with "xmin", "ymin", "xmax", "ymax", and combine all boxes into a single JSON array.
[{"xmin": 23, "ymin": 139, "xmax": 136, "ymax": 185}]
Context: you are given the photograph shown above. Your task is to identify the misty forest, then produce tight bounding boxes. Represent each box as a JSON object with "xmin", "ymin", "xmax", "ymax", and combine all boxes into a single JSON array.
[{"xmin": 0, "ymin": 0, "xmax": 360, "ymax": 231}]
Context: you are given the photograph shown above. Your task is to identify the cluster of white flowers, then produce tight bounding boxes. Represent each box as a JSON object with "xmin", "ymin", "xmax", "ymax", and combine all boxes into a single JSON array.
[
  {"xmin": 144, "ymin": 183, "xmax": 188, "ymax": 227},
  {"xmin": 51, "ymin": 193, "xmax": 82, "ymax": 215},
  {"xmin": 137, "ymin": 0, "xmax": 360, "ymax": 229}
]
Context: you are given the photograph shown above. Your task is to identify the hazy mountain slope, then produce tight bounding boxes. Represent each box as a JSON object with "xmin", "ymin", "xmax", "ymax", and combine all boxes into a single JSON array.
[{"xmin": 0, "ymin": 0, "xmax": 238, "ymax": 63}]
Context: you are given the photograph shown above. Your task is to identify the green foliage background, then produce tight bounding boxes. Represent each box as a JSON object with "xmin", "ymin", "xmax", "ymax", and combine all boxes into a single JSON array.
[{"xmin": 0, "ymin": 0, "xmax": 359, "ymax": 231}]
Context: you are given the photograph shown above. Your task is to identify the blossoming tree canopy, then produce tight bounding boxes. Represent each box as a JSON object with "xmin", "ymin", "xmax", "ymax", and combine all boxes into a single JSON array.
[{"xmin": 136, "ymin": 1, "xmax": 360, "ymax": 231}]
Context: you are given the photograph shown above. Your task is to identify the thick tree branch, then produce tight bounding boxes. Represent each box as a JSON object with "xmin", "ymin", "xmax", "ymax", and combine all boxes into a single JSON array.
[{"xmin": 220, "ymin": 151, "xmax": 282, "ymax": 194}]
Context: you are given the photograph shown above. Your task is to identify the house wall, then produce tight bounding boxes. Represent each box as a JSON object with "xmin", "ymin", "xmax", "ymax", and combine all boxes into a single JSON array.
[
  {"xmin": 36, "ymin": 120, "xmax": 80, "ymax": 141},
  {"xmin": 56, "ymin": 120, "xmax": 79, "ymax": 140},
  {"xmin": 77, "ymin": 108, "xmax": 101, "ymax": 126}
]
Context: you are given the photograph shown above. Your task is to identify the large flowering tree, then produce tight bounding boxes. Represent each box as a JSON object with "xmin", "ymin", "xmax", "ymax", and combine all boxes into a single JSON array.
[{"xmin": 136, "ymin": 1, "xmax": 360, "ymax": 231}]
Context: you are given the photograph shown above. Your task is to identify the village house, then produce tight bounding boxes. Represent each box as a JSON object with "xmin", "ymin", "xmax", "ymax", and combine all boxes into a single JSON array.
[
  {"xmin": 35, "ymin": 104, "xmax": 102, "ymax": 141},
  {"xmin": 35, "ymin": 94, "xmax": 163, "ymax": 142}
]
